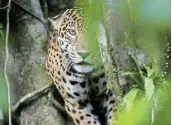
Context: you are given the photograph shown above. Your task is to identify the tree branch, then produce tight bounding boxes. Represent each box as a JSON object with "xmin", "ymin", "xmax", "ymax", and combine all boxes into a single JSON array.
[
  {"xmin": 12, "ymin": 84, "xmax": 52, "ymax": 113},
  {"xmin": 0, "ymin": 5, "xmax": 9, "ymax": 10}
]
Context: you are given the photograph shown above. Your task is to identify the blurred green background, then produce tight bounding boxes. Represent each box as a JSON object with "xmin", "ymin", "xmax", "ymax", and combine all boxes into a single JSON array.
[
  {"xmin": 0, "ymin": 25, "xmax": 8, "ymax": 120},
  {"xmin": 0, "ymin": 71, "xmax": 8, "ymax": 118},
  {"xmin": 76, "ymin": 0, "xmax": 171, "ymax": 125}
]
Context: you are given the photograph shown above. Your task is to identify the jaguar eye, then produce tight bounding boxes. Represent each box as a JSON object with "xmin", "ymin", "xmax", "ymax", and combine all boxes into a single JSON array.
[{"xmin": 69, "ymin": 29, "xmax": 76, "ymax": 35}]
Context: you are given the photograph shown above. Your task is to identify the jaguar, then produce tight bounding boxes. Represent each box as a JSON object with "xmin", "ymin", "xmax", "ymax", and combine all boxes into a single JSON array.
[{"xmin": 46, "ymin": 7, "xmax": 116, "ymax": 125}]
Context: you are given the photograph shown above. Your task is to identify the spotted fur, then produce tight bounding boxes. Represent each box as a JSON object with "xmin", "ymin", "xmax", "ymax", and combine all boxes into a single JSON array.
[{"xmin": 46, "ymin": 7, "xmax": 115, "ymax": 125}]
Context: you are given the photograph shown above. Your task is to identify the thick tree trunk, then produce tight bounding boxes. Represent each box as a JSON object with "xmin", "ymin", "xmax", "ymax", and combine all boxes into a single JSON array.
[
  {"xmin": 0, "ymin": 0, "xmax": 73, "ymax": 125},
  {"xmin": 10, "ymin": 1, "xmax": 67, "ymax": 125},
  {"xmin": 98, "ymin": 0, "xmax": 137, "ymax": 103}
]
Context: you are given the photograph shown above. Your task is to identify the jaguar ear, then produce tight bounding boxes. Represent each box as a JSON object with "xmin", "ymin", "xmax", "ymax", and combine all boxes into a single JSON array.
[
  {"xmin": 48, "ymin": 17, "xmax": 56, "ymax": 28},
  {"xmin": 48, "ymin": 14, "xmax": 62, "ymax": 29}
]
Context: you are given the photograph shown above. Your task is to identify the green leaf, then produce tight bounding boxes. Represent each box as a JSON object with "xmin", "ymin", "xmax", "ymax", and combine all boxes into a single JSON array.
[
  {"xmin": 144, "ymin": 77, "xmax": 154, "ymax": 100},
  {"xmin": 123, "ymin": 72, "xmax": 138, "ymax": 76},
  {"xmin": 129, "ymin": 54, "xmax": 145, "ymax": 81},
  {"xmin": 144, "ymin": 65, "xmax": 157, "ymax": 79},
  {"xmin": 123, "ymin": 88, "xmax": 139, "ymax": 112},
  {"xmin": 0, "ymin": 30, "xmax": 4, "ymax": 39},
  {"xmin": 122, "ymin": 72, "xmax": 141, "ymax": 85}
]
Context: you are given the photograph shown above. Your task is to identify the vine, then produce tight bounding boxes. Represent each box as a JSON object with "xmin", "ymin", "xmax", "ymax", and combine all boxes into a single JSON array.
[{"xmin": 2, "ymin": 0, "xmax": 12, "ymax": 124}]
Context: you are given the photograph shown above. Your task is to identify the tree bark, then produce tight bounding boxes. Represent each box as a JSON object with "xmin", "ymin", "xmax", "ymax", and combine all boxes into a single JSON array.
[
  {"xmin": 98, "ymin": 0, "xmax": 137, "ymax": 103},
  {"xmin": 0, "ymin": 0, "xmax": 73, "ymax": 125}
]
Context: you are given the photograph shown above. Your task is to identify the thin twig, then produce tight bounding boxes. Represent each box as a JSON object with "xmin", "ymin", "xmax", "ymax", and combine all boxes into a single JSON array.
[
  {"xmin": 4, "ymin": 0, "xmax": 12, "ymax": 124},
  {"xmin": 12, "ymin": 84, "xmax": 52, "ymax": 113},
  {"xmin": 0, "ymin": 5, "xmax": 9, "ymax": 10}
]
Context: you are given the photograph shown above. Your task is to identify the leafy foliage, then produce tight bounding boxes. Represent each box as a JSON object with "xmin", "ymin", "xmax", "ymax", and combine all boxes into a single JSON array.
[
  {"xmin": 122, "ymin": 88, "xmax": 139, "ymax": 112},
  {"xmin": 144, "ymin": 77, "xmax": 154, "ymax": 101},
  {"xmin": 114, "ymin": 79, "xmax": 170, "ymax": 125},
  {"xmin": 118, "ymin": 53, "xmax": 170, "ymax": 125},
  {"xmin": 112, "ymin": 0, "xmax": 170, "ymax": 124}
]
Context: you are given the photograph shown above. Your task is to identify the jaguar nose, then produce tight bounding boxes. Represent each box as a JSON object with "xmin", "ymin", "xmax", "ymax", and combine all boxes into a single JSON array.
[{"xmin": 77, "ymin": 50, "xmax": 90, "ymax": 59}]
